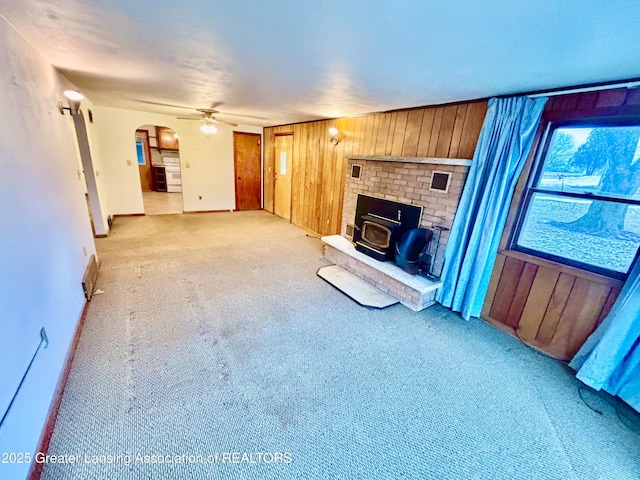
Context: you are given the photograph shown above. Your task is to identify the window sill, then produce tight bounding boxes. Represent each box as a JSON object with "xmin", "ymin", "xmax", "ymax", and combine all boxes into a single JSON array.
[{"xmin": 497, "ymin": 249, "xmax": 624, "ymax": 288}]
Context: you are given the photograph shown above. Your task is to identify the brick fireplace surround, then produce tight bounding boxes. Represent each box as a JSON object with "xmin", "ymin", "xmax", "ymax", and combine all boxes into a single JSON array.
[
  {"xmin": 343, "ymin": 155, "xmax": 470, "ymax": 275},
  {"xmin": 322, "ymin": 155, "xmax": 471, "ymax": 311}
]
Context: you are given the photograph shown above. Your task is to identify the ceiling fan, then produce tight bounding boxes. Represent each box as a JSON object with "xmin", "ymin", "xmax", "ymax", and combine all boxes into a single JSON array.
[
  {"xmin": 174, "ymin": 107, "xmax": 237, "ymax": 137},
  {"xmin": 132, "ymin": 99, "xmax": 269, "ymax": 121},
  {"xmin": 177, "ymin": 108, "xmax": 238, "ymax": 127}
]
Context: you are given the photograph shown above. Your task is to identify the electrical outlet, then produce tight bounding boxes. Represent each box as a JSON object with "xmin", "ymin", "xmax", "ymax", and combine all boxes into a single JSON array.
[
  {"xmin": 126, "ymin": 159, "xmax": 132, "ymax": 166},
  {"xmin": 83, "ymin": 246, "xmax": 87, "ymax": 257},
  {"xmin": 186, "ymin": 163, "xmax": 191, "ymax": 169}
]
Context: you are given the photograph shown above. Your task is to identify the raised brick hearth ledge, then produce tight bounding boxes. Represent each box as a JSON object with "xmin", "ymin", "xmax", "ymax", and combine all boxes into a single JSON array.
[{"xmin": 321, "ymin": 235, "xmax": 442, "ymax": 311}]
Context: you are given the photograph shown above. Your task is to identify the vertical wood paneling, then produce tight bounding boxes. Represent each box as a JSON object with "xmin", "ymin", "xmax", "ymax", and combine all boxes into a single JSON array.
[
  {"xmin": 482, "ymin": 253, "xmax": 506, "ymax": 318},
  {"xmin": 359, "ymin": 115, "xmax": 370, "ymax": 155},
  {"xmin": 598, "ymin": 288, "xmax": 619, "ymax": 323},
  {"xmin": 625, "ymin": 88, "xmax": 640, "ymax": 106},
  {"xmin": 322, "ymin": 120, "xmax": 338, "ymax": 234},
  {"xmin": 458, "ymin": 102, "xmax": 487, "ymax": 159},
  {"xmin": 536, "ymin": 273, "xmax": 575, "ymax": 345},
  {"xmin": 549, "ymin": 280, "xmax": 611, "ymax": 360},
  {"xmin": 374, "ymin": 113, "xmax": 392, "ymax": 155},
  {"xmin": 330, "ymin": 117, "xmax": 348, "ymax": 233},
  {"xmin": 416, "ymin": 108, "xmax": 436, "ymax": 157},
  {"xmin": 448, "ymin": 104, "xmax": 468, "ymax": 158},
  {"xmin": 310, "ymin": 121, "xmax": 322, "ymax": 232},
  {"xmin": 263, "ymin": 100, "xmax": 487, "ymax": 236},
  {"xmin": 401, "ymin": 110, "xmax": 424, "ymax": 156},
  {"xmin": 482, "ymin": 252, "xmax": 622, "ymax": 361},
  {"xmin": 489, "ymin": 257, "xmax": 525, "ymax": 321},
  {"xmin": 435, "ymin": 105, "xmax": 458, "ymax": 157},
  {"xmin": 352, "ymin": 116, "xmax": 363, "ymax": 155},
  {"xmin": 596, "ymin": 89, "xmax": 627, "ymax": 108},
  {"xmin": 364, "ymin": 115, "xmax": 379, "ymax": 155},
  {"xmin": 385, "ymin": 112, "xmax": 398, "ymax": 155},
  {"xmin": 576, "ymin": 92, "xmax": 598, "ymax": 110},
  {"xmin": 359, "ymin": 116, "xmax": 372, "ymax": 155},
  {"xmin": 504, "ymin": 263, "xmax": 538, "ymax": 329},
  {"xmin": 517, "ymin": 266, "xmax": 559, "ymax": 340},
  {"xmin": 427, "ymin": 107, "xmax": 445, "ymax": 156},
  {"xmin": 303, "ymin": 122, "xmax": 315, "ymax": 229},
  {"xmin": 291, "ymin": 125, "xmax": 303, "ymax": 224},
  {"xmin": 315, "ymin": 121, "xmax": 328, "ymax": 233},
  {"xmin": 390, "ymin": 111, "xmax": 408, "ymax": 156}
]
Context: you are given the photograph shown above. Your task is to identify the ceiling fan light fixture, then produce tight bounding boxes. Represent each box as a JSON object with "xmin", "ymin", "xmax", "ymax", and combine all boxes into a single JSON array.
[{"xmin": 200, "ymin": 122, "xmax": 217, "ymax": 135}]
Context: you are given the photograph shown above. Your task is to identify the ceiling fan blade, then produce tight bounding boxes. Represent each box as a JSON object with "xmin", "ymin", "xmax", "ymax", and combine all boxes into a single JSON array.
[
  {"xmin": 221, "ymin": 112, "xmax": 270, "ymax": 120},
  {"xmin": 212, "ymin": 118, "xmax": 238, "ymax": 127},
  {"xmin": 134, "ymin": 99, "xmax": 194, "ymax": 110},
  {"xmin": 176, "ymin": 115, "xmax": 201, "ymax": 120}
]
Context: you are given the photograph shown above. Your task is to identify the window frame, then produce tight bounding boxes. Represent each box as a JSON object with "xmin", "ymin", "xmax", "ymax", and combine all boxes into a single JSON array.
[
  {"xmin": 510, "ymin": 117, "xmax": 640, "ymax": 280},
  {"xmin": 136, "ymin": 140, "xmax": 146, "ymax": 165}
]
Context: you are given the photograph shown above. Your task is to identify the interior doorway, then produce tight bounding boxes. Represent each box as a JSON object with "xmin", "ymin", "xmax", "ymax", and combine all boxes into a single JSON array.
[
  {"xmin": 233, "ymin": 132, "xmax": 262, "ymax": 210},
  {"xmin": 74, "ymin": 110, "xmax": 108, "ymax": 235},
  {"xmin": 136, "ymin": 125, "xmax": 183, "ymax": 215},
  {"xmin": 274, "ymin": 133, "xmax": 293, "ymax": 220}
]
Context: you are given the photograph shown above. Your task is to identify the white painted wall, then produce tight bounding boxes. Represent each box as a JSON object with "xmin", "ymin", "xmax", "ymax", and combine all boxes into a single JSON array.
[
  {"xmin": 0, "ymin": 18, "xmax": 96, "ymax": 480},
  {"xmin": 92, "ymin": 107, "xmax": 262, "ymax": 214}
]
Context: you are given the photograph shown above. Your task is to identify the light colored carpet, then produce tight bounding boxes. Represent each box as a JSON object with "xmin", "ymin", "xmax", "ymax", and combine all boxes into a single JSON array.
[
  {"xmin": 142, "ymin": 191, "xmax": 183, "ymax": 215},
  {"xmin": 41, "ymin": 211, "xmax": 640, "ymax": 479}
]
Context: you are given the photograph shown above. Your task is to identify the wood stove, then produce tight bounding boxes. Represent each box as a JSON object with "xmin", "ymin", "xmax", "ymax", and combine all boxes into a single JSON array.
[
  {"xmin": 352, "ymin": 195, "xmax": 423, "ymax": 262},
  {"xmin": 356, "ymin": 214, "xmax": 401, "ymax": 261}
]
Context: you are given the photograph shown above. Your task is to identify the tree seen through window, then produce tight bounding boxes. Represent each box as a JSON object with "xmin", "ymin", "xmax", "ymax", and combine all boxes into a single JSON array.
[{"xmin": 516, "ymin": 123, "xmax": 640, "ymax": 277}]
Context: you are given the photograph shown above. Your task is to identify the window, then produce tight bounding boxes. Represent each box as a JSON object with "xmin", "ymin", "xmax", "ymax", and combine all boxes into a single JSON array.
[
  {"xmin": 136, "ymin": 141, "xmax": 146, "ymax": 165},
  {"xmin": 513, "ymin": 120, "xmax": 640, "ymax": 279}
]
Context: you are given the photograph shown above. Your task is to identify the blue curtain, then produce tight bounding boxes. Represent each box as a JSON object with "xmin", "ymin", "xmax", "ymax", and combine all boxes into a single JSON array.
[
  {"xmin": 569, "ymin": 255, "xmax": 640, "ymax": 412},
  {"xmin": 436, "ymin": 96, "xmax": 547, "ymax": 320}
]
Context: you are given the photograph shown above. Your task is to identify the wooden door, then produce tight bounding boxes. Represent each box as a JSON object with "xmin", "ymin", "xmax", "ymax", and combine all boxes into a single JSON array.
[
  {"xmin": 136, "ymin": 130, "xmax": 153, "ymax": 191},
  {"xmin": 233, "ymin": 132, "xmax": 262, "ymax": 210},
  {"xmin": 274, "ymin": 134, "xmax": 293, "ymax": 220}
]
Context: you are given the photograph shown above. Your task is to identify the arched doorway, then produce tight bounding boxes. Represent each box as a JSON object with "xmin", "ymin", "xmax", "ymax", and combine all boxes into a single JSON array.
[{"xmin": 135, "ymin": 125, "xmax": 183, "ymax": 215}]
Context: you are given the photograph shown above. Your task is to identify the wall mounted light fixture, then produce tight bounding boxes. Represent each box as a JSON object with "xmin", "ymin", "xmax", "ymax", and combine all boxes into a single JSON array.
[
  {"xmin": 329, "ymin": 127, "xmax": 340, "ymax": 145},
  {"xmin": 58, "ymin": 90, "xmax": 84, "ymax": 115}
]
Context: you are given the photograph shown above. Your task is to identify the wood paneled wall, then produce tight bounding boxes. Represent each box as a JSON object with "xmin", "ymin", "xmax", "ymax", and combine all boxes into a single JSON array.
[
  {"xmin": 542, "ymin": 87, "xmax": 640, "ymax": 122},
  {"xmin": 482, "ymin": 251, "xmax": 621, "ymax": 362},
  {"xmin": 263, "ymin": 101, "xmax": 487, "ymax": 236},
  {"xmin": 481, "ymin": 87, "xmax": 639, "ymax": 361}
]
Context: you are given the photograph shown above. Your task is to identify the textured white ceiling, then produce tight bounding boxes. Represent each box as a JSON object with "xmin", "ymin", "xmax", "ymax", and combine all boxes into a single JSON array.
[{"xmin": 2, "ymin": 1, "xmax": 640, "ymax": 126}]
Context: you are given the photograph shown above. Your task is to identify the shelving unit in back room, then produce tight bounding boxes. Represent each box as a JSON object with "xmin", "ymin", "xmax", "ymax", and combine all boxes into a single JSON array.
[{"xmin": 154, "ymin": 166, "xmax": 167, "ymax": 192}]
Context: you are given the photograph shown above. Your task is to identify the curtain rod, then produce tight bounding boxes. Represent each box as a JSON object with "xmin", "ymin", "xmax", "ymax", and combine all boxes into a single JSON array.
[{"xmin": 527, "ymin": 79, "xmax": 640, "ymax": 98}]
